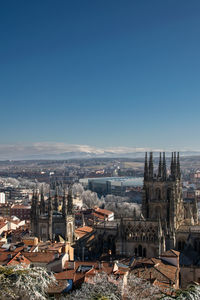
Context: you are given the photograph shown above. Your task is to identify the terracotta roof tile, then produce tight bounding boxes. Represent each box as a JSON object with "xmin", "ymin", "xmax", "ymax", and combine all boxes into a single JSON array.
[
  {"xmin": 7, "ymin": 252, "xmax": 31, "ymax": 266},
  {"xmin": 23, "ymin": 252, "xmax": 56, "ymax": 263},
  {"xmin": 95, "ymin": 208, "xmax": 113, "ymax": 216},
  {"xmin": 160, "ymin": 249, "xmax": 180, "ymax": 257}
]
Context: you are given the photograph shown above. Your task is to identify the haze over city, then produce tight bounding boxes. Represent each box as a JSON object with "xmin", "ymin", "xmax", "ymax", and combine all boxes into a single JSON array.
[{"xmin": 1, "ymin": 0, "xmax": 200, "ymax": 157}]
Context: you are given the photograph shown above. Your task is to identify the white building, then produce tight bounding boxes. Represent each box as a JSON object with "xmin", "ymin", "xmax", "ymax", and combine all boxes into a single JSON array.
[{"xmin": 0, "ymin": 192, "xmax": 5, "ymax": 204}]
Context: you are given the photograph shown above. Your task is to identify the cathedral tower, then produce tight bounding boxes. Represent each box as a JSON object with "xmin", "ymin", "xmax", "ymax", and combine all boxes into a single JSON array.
[
  {"xmin": 30, "ymin": 185, "xmax": 74, "ymax": 243},
  {"xmin": 142, "ymin": 152, "xmax": 184, "ymax": 232}
]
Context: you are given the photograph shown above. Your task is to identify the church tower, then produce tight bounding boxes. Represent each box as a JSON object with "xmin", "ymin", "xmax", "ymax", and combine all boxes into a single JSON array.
[
  {"xmin": 48, "ymin": 190, "xmax": 53, "ymax": 240},
  {"xmin": 64, "ymin": 186, "xmax": 74, "ymax": 243},
  {"xmin": 142, "ymin": 152, "xmax": 184, "ymax": 232},
  {"xmin": 30, "ymin": 185, "xmax": 75, "ymax": 243}
]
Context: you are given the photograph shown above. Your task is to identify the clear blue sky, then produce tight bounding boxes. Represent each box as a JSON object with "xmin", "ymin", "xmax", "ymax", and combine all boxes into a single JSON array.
[{"xmin": 1, "ymin": 0, "xmax": 200, "ymax": 149}]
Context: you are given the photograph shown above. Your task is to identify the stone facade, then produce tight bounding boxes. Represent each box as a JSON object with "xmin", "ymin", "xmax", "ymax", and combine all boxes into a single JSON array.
[{"xmin": 30, "ymin": 188, "xmax": 74, "ymax": 243}]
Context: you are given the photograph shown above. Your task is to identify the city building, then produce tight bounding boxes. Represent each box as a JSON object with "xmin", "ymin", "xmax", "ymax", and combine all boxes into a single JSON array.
[
  {"xmin": 0, "ymin": 203, "xmax": 11, "ymax": 217},
  {"xmin": 0, "ymin": 192, "xmax": 5, "ymax": 204},
  {"xmin": 11, "ymin": 204, "xmax": 31, "ymax": 220},
  {"xmin": 80, "ymin": 177, "xmax": 143, "ymax": 196}
]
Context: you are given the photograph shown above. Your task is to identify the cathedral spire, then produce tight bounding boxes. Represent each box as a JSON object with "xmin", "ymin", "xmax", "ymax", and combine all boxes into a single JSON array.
[
  {"xmin": 177, "ymin": 152, "xmax": 181, "ymax": 179},
  {"xmin": 30, "ymin": 190, "xmax": 36, "ymax": 222},
  {"xmin": 174, "ymin": 152, "xmax": 177, "ymax": 177},
  {"xmin": 144, "ymin": 152, "xmax": 148, "ymax": 181},
  {"xmin": 62, "ymin": 189, "xmax": 67, "ymax": 217},
  {"xmin": 170, "ymin": 152, "xmax": 174, "ymax": 176},
  {"xmin": 67, "ymin": 185, "xmax": 73, "ymax": 215},
  {"xmin": 149, "ymin": 152, "xmax": 154, "ymax": 179},
  {"xmin": 35, "ymin": 186, "xmax": 40, "ymax": 217},
  {"xmin": 158, "ymin": 152, "xmax": 162, "ymax": 178},
  {"xmin": 162, "ymin": 152, "xmax": 167, "ymax": 180},
  {"xmin": 54, "ymin": 187, "xmax": 59, "ymax": 211},
  {"xmin": 48, "ymin": 190, "xmax": 53, "ymax": 240},
  {"xmin": 40, "ymin": 185, "xmax": 45, "ymax": 215},
  {"xmin": 48, "ymin": 190, "xmax": 53, "ymax": 216}
]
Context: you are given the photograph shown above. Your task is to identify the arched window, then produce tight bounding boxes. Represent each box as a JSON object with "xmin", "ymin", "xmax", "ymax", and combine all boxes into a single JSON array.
[
  {"xmin": 138, "ymin": 245, "xmax": 142, "ymax": 257},
  {"xmin": 178, "ymin": 241, "xmax": 181, "ymax": 251},
  {"xmin": 182, "ymin": 241, "xmax": 185, "ymax": 250},
  {"xmin": 167, "ymin": 188, "xmax": 171, "ymax": 201},
  {"xmin": 135, "ymin": 248, "xmax": 138, "ymax": 256},
  {"xmin": 143, "ymin": 248, "xmax": 146, "ymax": 257},
  {"xmin": 156, "ymin": 188, "xmax": 161, "ymax": 200},
  {"xmin": 155, "ymin": 206, "xmax": 161, "ymax": 219},
  {"xmin": 178, "ymin": 240, "xmax": 185, "ymax": 251}
]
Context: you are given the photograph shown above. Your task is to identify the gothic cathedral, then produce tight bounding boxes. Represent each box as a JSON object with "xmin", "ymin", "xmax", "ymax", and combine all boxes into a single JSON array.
[
  {"xmin": 115, "ymin": 152, "xmax": 199, "ymax": 258},
  {"xmin": 30, "ymin": 187, "xmax": 74, "ymax": 243}
]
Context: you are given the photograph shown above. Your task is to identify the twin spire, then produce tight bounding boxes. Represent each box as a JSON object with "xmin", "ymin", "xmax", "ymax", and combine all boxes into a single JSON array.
[
  {"xmin": 31, "ymin": 185, "xmax": 73, "ymax": 218},
  {"xmin": 170, "ymin": 151, "xmax": 181, "ymax": 179},
  {"xmin": 144, "ymin": 151, "xmax": 180, "ymax": 180}
]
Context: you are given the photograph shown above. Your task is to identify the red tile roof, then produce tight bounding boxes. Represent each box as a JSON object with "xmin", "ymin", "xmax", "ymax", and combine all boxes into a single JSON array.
[
  {"xmin": 75, "ymin": 226, "xmax": 93, "ymax": 238},
  {"xmin": 160, "ymin": 249, "xmax": 180, "ymax": 257},
  {"xmin": 23, "ymin": 252, "xmax": 56, "ymax": 263},
  {"xmin": 95, "ymin": 208, "xmax": 113, "ymax": 216},
  {"xmin": 7, "ymin": 252, "xmax": 31, "ymax": 266}
]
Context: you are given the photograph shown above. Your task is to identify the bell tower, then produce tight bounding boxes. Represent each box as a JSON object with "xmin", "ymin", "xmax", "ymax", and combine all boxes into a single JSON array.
[
  {"xmin": 142, "ymin": 152, "xmax": 184, "ymax": 231},
  {"xmin": 62, "ymin": 186, "xmax": 74, "ymax": 243}
]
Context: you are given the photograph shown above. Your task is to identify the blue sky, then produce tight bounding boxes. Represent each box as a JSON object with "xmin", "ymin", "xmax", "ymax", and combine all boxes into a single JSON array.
[{"xmin": 1, "ymin": 0, "xmax": 200, "ymax": 150}]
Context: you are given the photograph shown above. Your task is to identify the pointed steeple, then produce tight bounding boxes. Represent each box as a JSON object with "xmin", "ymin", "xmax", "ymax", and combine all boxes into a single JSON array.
[
  {"xmin": 158, "ymin": 152, "xmax": 162, "ymax": 178},
  {"xmin": 177, "ymin": 152, "xmax": 181, "ymax": 179},
  {"xmin": 54, "ymin": 187, "xmax": 59, "ymax": 211},
  {"xmin": 30, "ymin": 189, "xmax": 36, "ymax": 220},
  {"xmin": 149, "ymin": 152, "xmax": 154, "ymax": 179},
  {"xmin": 162, "ymin": 152, "xmax": 167, "ymax": 180},
  {"xmin": 174, "ymin": 152, "xmax": 177, "ymax": 177},
  {"xmin": 62, "ymin": 189, "xmax": 67, "ymax": 217},
  {"xmin": 144, "ymin": 152, "xmax": 149, "ymax": 181},
  {"xmin": 35, "ymin": 186, "xmax": 40, "ymax": 217},
  {"xmin": 67, "ymin": 186, "xmax": 73, "ymax": 215},
  {"xmin": 40, "ymin": 185, "xmax": 45, "ymax": 215},
  {"xmin": 170, "ymin": 152, "xmax": 174, "ymax": 176},
  {"xmin": 48, "ymin": 190, "xmax": 53, "ymax": 216},
  {"xmin": 48, "ymin": 190, "xmax": 53, "ymax": 241}
]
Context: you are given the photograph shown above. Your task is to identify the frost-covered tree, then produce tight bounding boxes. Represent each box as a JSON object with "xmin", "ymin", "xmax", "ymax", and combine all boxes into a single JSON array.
[
  {"xmin": 63, "ymin": 272, "xmax": 163, "ymax": 300},
  {"xmin": 81, "ymin": 190, "xmax": 102, "ymax": 208},
  {"xmin": 72, "ymin": 183, "xmax": 84, "ymax": 196},
  {"xmin": 124, "ymin": 273, "xmax": 163, "ymax": 300},
  {"xmin": 104, "ymin": 201, "xmax": 141, "ymax": 218},
  {"xmin": 161, "ymin": 284, "xmax": 200, "ymax": 300},
  {"xmin": 0, "ymin": 265, "xmax": 55, "ymax": 300},
  {"xmin": 64, "ymin": 272, "xmax": 121, "ymax": 300}
]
